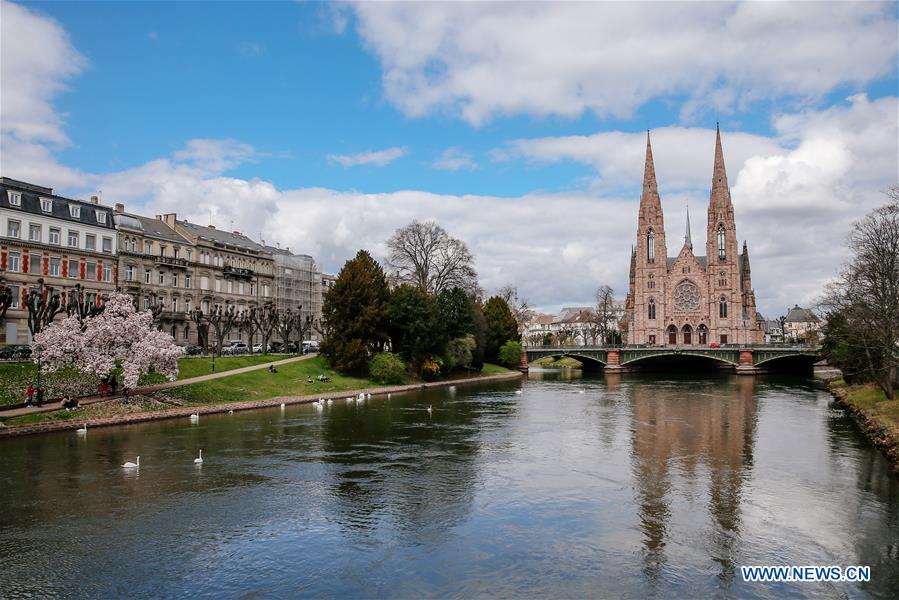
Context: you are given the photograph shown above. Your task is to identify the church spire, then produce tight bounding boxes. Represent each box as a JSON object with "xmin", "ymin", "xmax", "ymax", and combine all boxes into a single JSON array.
[
  {"xmin": 684, "ymin": 204, "xmax": 692, "ymax": 250},
  {"xmin": 710, "ymin": 122, "xmax": 733, "ymax": 211},
  {"xmin": 642, "ymin": 130, "xmax": 660, "ymax": 205}
]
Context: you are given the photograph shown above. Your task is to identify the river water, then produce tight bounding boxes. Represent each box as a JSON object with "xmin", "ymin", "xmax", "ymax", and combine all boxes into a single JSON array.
[{"xmin": 1, "ymin": 370, "xmax": 897, "ymax": 599}]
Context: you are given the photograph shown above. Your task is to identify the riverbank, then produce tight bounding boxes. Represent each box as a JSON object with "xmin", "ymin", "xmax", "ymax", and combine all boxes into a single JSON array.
[
  {"xmin": 829, "ymin": 379, "xmax": 899, "ymax": 471},
  {"xmin": 0, "ymin": 367, "xmax": 522, "ymax": 438}
]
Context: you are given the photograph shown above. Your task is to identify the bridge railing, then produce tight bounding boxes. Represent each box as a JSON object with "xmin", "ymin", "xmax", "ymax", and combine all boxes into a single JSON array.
[{"xmin": 526, "ymin": 343, "xmax": 820, "ymax": 351}]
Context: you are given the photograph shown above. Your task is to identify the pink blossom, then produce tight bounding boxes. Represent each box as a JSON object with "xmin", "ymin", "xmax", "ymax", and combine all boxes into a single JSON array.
[{"xmin": 32, "ymin": 293, "xmax": 185, "ymax": 388}]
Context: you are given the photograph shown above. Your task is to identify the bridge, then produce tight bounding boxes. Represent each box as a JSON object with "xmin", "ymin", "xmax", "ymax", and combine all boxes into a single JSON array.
[{"xmin": 524, "ymin": 345, "xmax": 822, "ymax": 374}]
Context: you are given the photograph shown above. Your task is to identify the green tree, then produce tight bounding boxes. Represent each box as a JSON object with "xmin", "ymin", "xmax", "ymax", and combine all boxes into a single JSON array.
[
  {"xmin": 437, "ymin": 286, "xmax": 475, "ymax": 339},
  {"xmin": 498, "ymin": 340, "xmax": 524, "ymax": 369},
  {"xmin": 387, "ymin": 284, "xmax": 446, "ymax": 369},
  {"xmin": 320, "ymin": 250, "xmax": 390, "ymax": 375},
  {"xmin": 484, "ymin": 295, "xmax": 520, "ymax": 363},
  {"xmin": 369, "ymin": 352, "xmax": 407, "ymax": 384},
  {"xmin": 444, "ymin": 334, "xmax": 476, "ymax": 372},
  {"xmin": 471, "ymin": 299, "xmax": 488, "ymax": 371}
]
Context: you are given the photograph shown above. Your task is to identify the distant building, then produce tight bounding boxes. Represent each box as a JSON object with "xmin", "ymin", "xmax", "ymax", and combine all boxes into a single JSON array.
[
  {"xmin": 784, "ymin": 305, "xmax": 821, "ymax": 343},
  {"xmin": 1, "ymin": 178, "xmax": 118, "ymax": 344},
  {"xmin": 267, "ymin": 245, "xmax": 322, "ymax": 340}
]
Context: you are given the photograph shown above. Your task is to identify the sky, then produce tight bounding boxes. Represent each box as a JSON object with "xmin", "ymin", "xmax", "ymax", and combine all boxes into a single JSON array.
[{"xmin": 1, "ymin": 1, "xmax": 897, "ymax": 317}]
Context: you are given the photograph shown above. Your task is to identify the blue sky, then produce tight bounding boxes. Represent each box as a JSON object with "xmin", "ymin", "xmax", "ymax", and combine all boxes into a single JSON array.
[{"xmin": 2, "ymin": 1, "xmax": 898, "ymax": 314}]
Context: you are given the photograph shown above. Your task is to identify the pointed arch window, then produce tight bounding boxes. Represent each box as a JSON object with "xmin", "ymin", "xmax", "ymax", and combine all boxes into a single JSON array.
[
  {"xmin": 648, "ymin": 298, "xmax": 656, "ymax": 319},
  {"xmin": 717, "ymin": 224, "xmax": 726, "ymax": 260},
  {"xmin": 647, "ymin": 229, "xmax": 655, "ymax": 263},
  {"xmin": 719, "ymin": 296, "xmax": 728, "ymax": 318}
]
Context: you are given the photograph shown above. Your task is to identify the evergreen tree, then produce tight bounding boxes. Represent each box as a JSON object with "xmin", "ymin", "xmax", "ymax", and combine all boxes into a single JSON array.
[
  {"xmin": 437, "ymin": 286, "xmax": 476, "ymax": 339},
  {"xmin": 483, "ymin": 295, "xmax": 520, "ymax": 363},
  {"xmin": 471, "ymin": 299, "xmax": 488, "ymax": 371},
  {"xmin": 320, "ymin": 250, "xmax": 390, "ymax": 375},
  {"xmin": 387, "ymin": 285, "xmax": 446, "ymax": 369}
]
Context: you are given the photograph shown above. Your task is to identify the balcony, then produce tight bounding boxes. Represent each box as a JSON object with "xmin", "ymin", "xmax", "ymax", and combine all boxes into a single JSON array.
[
  {"xmin": 155, "ymin": 255, "xmax": 190, "ymax": 269},
  {"xmin": 223, "ymin": 265, "xmax": 253, "ymax": 280}
]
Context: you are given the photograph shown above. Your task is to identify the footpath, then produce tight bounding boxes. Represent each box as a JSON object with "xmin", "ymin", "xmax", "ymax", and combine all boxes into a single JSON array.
[
  {"xmin": 0, "ymin": 370, "xmax": 524, "ymax": 438},
  {"xmin": 0, "ymin": 354, "xmax": 316, "ymax": 419}
]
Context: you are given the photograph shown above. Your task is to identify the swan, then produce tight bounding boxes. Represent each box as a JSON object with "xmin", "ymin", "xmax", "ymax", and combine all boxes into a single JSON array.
[
  {"xmin": 387, "ymin": 393, "xmax": 391, "ymax": 399},
  {"xmin": 514, "ymin": 390, "xmax": 522, "ymax": 395},
  {"xmin": 228, "ymin": 409, "xmax": 234, "ymax": 414},
  {"xmin": 578, "ymin": 389, "xmax": 586, "ymax": 394},
  {"xmin": 326, "ymin": 399, "xmax": 333, "ymax": 405},
  {"xmin": 76, "ymin": 423, "xmax": 88, "ymax": 434},
  {"xmin": 346, "ymin": 397, "xmax": 354, "ymax": 403},
  {"xmin": 194, "ymin": 449, "xmax": 203, "ymax": 464},
  {"xmin": 123, "ymin": 456, "xmax": 139, "ymax": 469},
  {"xmin": 280, "ymin": 402, "xmax": 286, "ymax": 409},
  {"xmin": 189, "ymin": 412, "xmax": 199, "ymax": 422},
  {"xmin": 366, "ymin": 393, "xmax": 371, "ymax": 399},
  {"xmin": 427, "ymin": 405, "xmax": 433, "ymax": 416}
]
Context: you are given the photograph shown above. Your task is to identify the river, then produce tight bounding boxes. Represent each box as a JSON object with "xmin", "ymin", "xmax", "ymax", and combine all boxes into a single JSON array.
[{"xmin": 1, "ymin": 370, "xmax": 897, "ymax": 598}]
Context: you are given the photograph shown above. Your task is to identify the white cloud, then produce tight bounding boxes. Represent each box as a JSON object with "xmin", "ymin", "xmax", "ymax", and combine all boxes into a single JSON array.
[
  {"xmin": 350, "ymin": 1, "xmax": 897, "ymax": 125},
  {"xmin": 432, "ymin": 146, "xmax": 478, "ymax": 171},
  {"xmin": 327, "ymin": 146, "xmax": 408, "ymax": 167}
]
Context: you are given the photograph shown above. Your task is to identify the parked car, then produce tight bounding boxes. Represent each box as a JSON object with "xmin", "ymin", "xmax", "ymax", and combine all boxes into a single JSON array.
[
  {"xmin": 252, "ymin": 343, "xmax": 272, "ymax": 354},
  {"xmin": 269, "ymin": 341, "xmax": 284, "ymax": 353},
  {"xmin": 0, "ymin": 345, "xmax": 31, "ymax": 360},
  {"xmin": 223, "ymin": 342, "xmax": 249, "ymax": 355},
  {"xmin": 180, "ymin": 344, "xmax": 203, "ymax": 356},
  {"xmin": 302, "ymin": 341, "xmax": 320, "ymax": 353},
  {"xmin": 285, "ymin": 341, "xmax": 299, "ymax": 353}
]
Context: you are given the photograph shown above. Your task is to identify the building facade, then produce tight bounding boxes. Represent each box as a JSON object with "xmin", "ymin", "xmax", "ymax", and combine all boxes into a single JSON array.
[
  {"xmin": 623, "ymin": 128, "xmax": 764, "ymax": 346},
  {"xmin": 1, "ymin": 178, "xmax": 118, "ymax": 344},
  {"xmin": 268, "ymin": 246, "xmax": 322, "ymax": 339}
]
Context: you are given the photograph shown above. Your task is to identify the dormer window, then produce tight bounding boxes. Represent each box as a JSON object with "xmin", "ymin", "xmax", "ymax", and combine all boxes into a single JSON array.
[
  {"xmin": 41, "ymin": 198, "xmax": 53, "ymax": 213},
  {"xmin": 69, "ymin": 204, "xmax": 81, "ymax": 218},
  {"xmin": 8, "ymin": 191, "xmax": 21, "ymax": 206},
  {"xmin": 96, "ymin": 210, "xmax": 106, "ymax": 224}
]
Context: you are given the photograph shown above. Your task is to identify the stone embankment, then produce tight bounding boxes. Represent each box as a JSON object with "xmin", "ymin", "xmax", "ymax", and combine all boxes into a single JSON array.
[
  {"xmin": 829, "ymin": 382, "xmax": 899, "ymax": 472},
  {"xmin": 0, "ymin": 371, "xmax": 523, "ymax": 438}
]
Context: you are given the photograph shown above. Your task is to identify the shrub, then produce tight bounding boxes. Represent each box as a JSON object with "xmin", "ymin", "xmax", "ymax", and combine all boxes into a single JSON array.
[
  {"xmin": 444, "ymin": 335, "xmax": 476, "ymax": 371},
  {"xmin": 369, "ymin": 352, "xmax": 407, "ymax": 384},
  {"xmin": 420, "ymin": 357, "xmax": 442, "ymax": 381},
  {"xmin": 498, "ymin": 340, "xmax": 523, "ymax": 368}
]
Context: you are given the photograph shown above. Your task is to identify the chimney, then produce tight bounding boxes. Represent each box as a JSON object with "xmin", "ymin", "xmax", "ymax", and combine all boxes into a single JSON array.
[
  {"xmin": 114, "ymin": 203, "xmax": 125, "ymax": 214},
  {"xmin": 162, "ymin": 213, "xmax": 177, "ymax": 229},
  {"xmin": 155, "ymin": 215, "xmax": 162, "ymax": 220},
  {"xmin": 233, "ymin": 230, "xmax": 241, "ymax": 235},
  {"xmin": 90, "ymin": 195, "xmax": 99, "ymax": 205},
  {"xmin": 208, "ymin": 225, "xmax": 215, "ymax": 230}
]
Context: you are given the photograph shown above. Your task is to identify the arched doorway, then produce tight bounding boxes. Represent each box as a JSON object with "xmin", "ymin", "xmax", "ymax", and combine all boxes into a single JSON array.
[
  {"xmin": 682, "ymin": 324, "xmax": 693, "ymax": 345},
  {"xmin": 667, "ymin": 325, "xmax": 677, "ymax": 345},
  {"xmin": 697, "ymin": 324, "xmax": 708, "ymax": 345}
]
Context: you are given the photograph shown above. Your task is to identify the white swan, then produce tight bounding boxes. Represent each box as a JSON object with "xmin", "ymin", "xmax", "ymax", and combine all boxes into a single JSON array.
[
  {"xmin": 123, "ymin": 456, "xmax": 140, "ymax": 468},
  {"xmin": 326, "ymin": 398, "xmax": 333, "ymax": 405},
  {"xmin": 514, "ymin": 390, "xmax": 522, "ymax": 395},
  {"xmin": 578, "ymin": 389, "xmax": 586, "ymax": 394},
  {"xmin": 280, "ymin": 402, "xmax": 286, "ymax": 409},
  {"xmin": 76, "ymin": 423, "xmax": 87, "ymax": 434},
  {"xmin": 194, "ymin": 449, "xmax": 203, "ymax": 464},
  {"xmin": 366, "ymin": 393, "xmax": 371, "ymax": 399},
  {"xmin": 427, "ymin": 405, "xmax": 433, "ymax": 416},
  {"xmin": 228, "ymin": 409, "xmax": 234, "ymax": 414},
  {"xmin": 189, "ymin": 412, "xmax": 199, "ymax": 422},
  {"xmin": 387, "ymin": 393, "xmax": 391, "ymax": 399}
]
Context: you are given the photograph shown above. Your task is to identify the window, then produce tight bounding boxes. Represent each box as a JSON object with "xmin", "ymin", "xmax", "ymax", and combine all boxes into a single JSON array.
[
  {"xmin": 647, "ymin": 273, "xmax": 654, "ymax": 289},
  {"xmin": 171, "ymin": 298, "xmax": 178, "ymax": 312},
  {"xmin": 49, "ymin": 228, "xmax": 60, "ymax": 245},
  {"xmin": 184, "ymin": 274, "xmax": 191, "ymax": 289},
  {"xmin": 250, "ymin": 283, "xmax": 256, "ymax": 296},
  {"xmin": 215, "ymin": 278, "xmax": 221, "ymax": 292},
  {"xmin": 173, "ymin": 248, "xmax": 180, "ymax": 259},
  {"xmin": 238, "ymin": 282, "xmax": 244, "ymax": 295},
  {"xmin": 719, "ymin": 296, "xmax": 728, "ymax": 318},
  {"xmin": 717, "ymin": 224, "xmax": 726, "ymax": 260},
  {"xmin": 125, "ymin": 265, "xmax": 135, "ymax": 281},
  {"xmin": 50, "ymin": 257, "xmax": 60, "ymax": 276},
  {"xmin": 102, "ymin": 263, "xmax": 112, "ymax": 283},
  {"xmin": 29, "ymin": 224, "xmax": 41, "ymax": 241},
  {"xmin": 69, "ymin": 204, "xmax": 81, "ymax": 218},
  {"xmin": 160, "ymin": 245, "xmax": 166, "ymax": 257},
  {"xmin": 720, "ymin": 334, "xmax": 728, "ymax": 345},
  {"xmin": 68, "ymin": 230, "xmax": 79, "ymax": 247},
  {"xmin": 682, "ymin": 324, "xmax": 692, "ymax": 345},
  {"xmin": 647, "ymin": 298, "xmax": 656, "ymax": 319},
  {"xmin": 8, "ymin": 285, "xmax": 20, "ymax": 308},
  {"xmin": 263, "ymin": 284, "xmax": 269, "ymax": 298},
  {"xmin": 170, "ymin": 325, "xmax": 177, "ymax": 338},
  {"xmin": 68, "ymin": 259, "xmax": 79, "ymax": 278},
  {"xmin": 227, "ymin": 280, "xmax": 233, "ymax": 293},
  {"xmin": 202, "ymin": 299, "xmax": 209, "ymax": 313},
  {"xmin": 172, "ymin": 274, "xmax": 178, "ymax": 288},
  {"xmin": 698, "ymin": 324, "xmax": 708, "ymax": 345},
  {"xmin": 200, "ymin": 276, "xmax": 209, "ymax": 290},
  {"xmin": 29, "ymin": 253, "xmax": 41, "ymax": 275},
  {"xmin": 86, "ymin": 262, "xmax": 96, "ymax": 280},
  {"xmin": 85, "ymin": 234, "xmax": 96, "ymax": 251},
  {"xmin": 158, "ymin": 271, "xmax": 165, "ymax": 285},
  {"xmin": 185, "ymin": 299, "xmax": 192, "ymax": 313},
  {"xmin": 8, "ymin": 191, "xmax": 21, "ymax": 206},
  {"xmin": 144, "ymin": 269, "xmax": 151, "ymax": 284},
  {"xmin": 186, "ymin": 249, "xmax": 193, "ymax": 262},
  {"xmin": 40, "ymin": 198, "xmax": 52, "ymax": 212},
  {"xmin": 144, "ymin": 296, "xmax": 151, "ymax": 310},
  {"xmin": 8, "ymin": 252, "xmax": 20, "ymax": 272},
  {"xmin": 145, "ymin": 241, "xmax": 152, "ymax": 254},
  {"xmin": 648, "ymin": 334, "xmax": 656, "ymax": 345},
  {"xmin": 95, "ymin": 210, "xmax": 106, "ymax": 224},
  {"xmin": 667, "ymin": 325, "xmax": 677, "ymax": 345},
  {"xmin": 647, "ymin": 229, "xmax": 655, "ymax": 263},
  {"xmin": 7, "ymin": 220, "xmax": 20, "ymax": 238},
  {"xmin": 183, "ymin": 326, "xmax": 190, "ymax": 342},
  {"xmin": 102, "ymin": 237, "xmax": 112, "ymax": 253}
]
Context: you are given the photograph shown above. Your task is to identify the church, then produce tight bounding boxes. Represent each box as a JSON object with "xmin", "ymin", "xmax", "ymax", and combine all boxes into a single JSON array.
[{"xmin": 623, "ymin": 127, "xmax": 765, "ymax": 346}]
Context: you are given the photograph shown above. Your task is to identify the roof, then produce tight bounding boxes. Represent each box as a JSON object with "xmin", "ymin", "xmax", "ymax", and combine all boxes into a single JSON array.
[
  {"xmin": 115, "ymin": 213, "xmax": 192, "ymax": 244},
  {"xmin": 178, "ymin": 220, "xmax": 268, "ymax": 253},
  {"xmin": 785, "ymin": 305, "xmax": 819, "ymax": 323},
  {"xmin": 667, "ymin": 255, "xmax": 709, "ymax": 270},
  {"xmin": 1, "ymin": 178, "xmax": 115, "ymax": 230}
]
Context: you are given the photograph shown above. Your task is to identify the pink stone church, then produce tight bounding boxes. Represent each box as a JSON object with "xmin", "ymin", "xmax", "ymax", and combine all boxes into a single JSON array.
[{"xmin": 623, "ymin": 127, "xmax": 765, "ymax": 346}]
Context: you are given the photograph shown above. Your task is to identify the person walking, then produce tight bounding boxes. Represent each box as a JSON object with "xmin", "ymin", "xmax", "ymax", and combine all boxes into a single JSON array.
[
  {"xmin": 35, "ymin": 387, "xmax": 44, "ymax": 407},
  {"xmin": 25, "ymin": 384, "xmax": 34, "ymax": 407}
]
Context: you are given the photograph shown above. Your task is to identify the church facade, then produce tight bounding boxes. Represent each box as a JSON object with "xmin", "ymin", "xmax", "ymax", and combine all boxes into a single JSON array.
[{"xmin": 623, "ymin": 127, "xmax": 764, "ymax": 346}]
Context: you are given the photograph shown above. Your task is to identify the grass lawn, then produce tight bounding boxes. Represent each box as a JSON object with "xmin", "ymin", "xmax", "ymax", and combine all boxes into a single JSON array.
[
  {"xmin": 481, "ymin": 363, "xmax": 513, "ymax": 374},
  {"xmin": 174, "ymin": 354, "xmax": 295, "ymax": 380},
  {"xmin": 836, "ymin": 380, "xmax": 899, "ymax": 438},
  {"xmin": 532, "ymin": 356, "xmax": 583, "ymax": 368}
]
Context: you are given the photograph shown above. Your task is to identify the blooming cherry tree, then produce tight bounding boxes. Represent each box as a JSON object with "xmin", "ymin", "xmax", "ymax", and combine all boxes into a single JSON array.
[{"xmin": 32, "ymin": 292, "xmax": 184, "ymax": 388}]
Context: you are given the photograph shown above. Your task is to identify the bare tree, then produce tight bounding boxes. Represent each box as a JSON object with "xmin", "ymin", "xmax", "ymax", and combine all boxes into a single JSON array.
[
  {"xmin": 386, "ymin": 220, "xmax": 478, "ymax": 294},
  {"xmin": 0, "ymin": 278, "xmax": 14, "ymax": 325},
  {"xmin": 65, "ymin": 283, "xmax": 106, "ymax": 331},
  {"xmin": 26, "ymin": 278, "xmax": 66, "ymax": 335},
  {"xmin": 238, "ymin": 307, "xmax": 259, "ymax": 349},
  {"xmin": 277, "ymin": 308, "xmax": 298, "ymax": 350},
  {"xmin": 189, "ymin": 308, "xmax": 209, "ymax": 351},
  {"xmin": 592, "ymin": 285, "xmax": 618, "ymax": 345},
  {"xmin": 253, "ymin": 303, "xmax": 279, "ymax": 354},
  {"xmin": 498, "ymin": 285, "xmax": 532, "ymax": 331},
  {"xmin": 820, "ymin": 187, "xmax": 899, "ymax": 399},
  {"xmin": 207, "ymin": 304, "xmax": 237, "ymax": 356}
]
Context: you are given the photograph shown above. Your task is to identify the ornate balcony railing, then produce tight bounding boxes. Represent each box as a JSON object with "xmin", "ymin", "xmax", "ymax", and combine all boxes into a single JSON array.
[{"xmin": 223, "ymin": 265, "xmax": 253, "ymax": 280}]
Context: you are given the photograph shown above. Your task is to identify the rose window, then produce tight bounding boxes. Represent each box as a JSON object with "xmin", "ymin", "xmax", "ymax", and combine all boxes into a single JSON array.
[{"xmin": 673, "ymin": 281, "xmax": 700, "ymax": 311}]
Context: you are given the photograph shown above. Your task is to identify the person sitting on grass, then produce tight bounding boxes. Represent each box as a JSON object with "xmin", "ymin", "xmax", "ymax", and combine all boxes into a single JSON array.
[
  {"xmin": 306, "ymin": 376, "xmax": 314, "ymax": 383},
  {"xmin": 317, "ymin": 374, "xmax": 330, "ymax": 382},
  {"xmin": 268, "ymin": 364, "xmax": 278, "ymax": 374}
]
